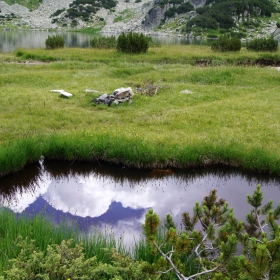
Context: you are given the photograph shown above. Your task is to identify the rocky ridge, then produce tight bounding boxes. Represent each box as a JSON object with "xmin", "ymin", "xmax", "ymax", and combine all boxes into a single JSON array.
[
  {"xmin": 0, "ymin": 0, "xmax": 73, "ymax": 28},
  {"xmin": 0, "ymin": 0, "xmax": 153, "ymax": 32},
  {"xmin": 0, "ymin": 0, "xmax": 279, "ymax": 38}
]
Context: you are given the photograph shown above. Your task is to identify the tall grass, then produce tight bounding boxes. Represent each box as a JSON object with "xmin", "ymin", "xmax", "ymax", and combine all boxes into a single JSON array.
[{"xmin": 0, "ymin": 208, "xmax": 132, "ymax": 273}]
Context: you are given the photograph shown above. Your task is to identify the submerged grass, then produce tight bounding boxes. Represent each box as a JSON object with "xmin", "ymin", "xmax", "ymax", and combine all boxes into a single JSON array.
[{"xmin": 0, "ymin": 45, "xmax": 280, "ymax": 175}]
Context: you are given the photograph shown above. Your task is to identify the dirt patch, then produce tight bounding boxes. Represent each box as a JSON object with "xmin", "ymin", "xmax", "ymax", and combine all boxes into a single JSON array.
[
  {"xmin": 255, "ymin": 58, "xmax": 280, "ymax": 67},
  {"xmin": 195, "ymin": 57, "xmax": 280, "ymax": 67},
  {"xmin": 195, "ymin": 59, "xmax": 212, "ymax": 66}
]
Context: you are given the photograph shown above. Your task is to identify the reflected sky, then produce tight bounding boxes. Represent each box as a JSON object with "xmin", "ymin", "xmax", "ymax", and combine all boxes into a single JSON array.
[{"xmin": 0, "ymin": 160, "xmax": 279, "ymax": 245}]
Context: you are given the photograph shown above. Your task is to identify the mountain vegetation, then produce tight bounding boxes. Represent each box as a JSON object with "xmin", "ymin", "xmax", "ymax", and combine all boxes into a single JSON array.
[
  {"xmin": 188, "ymin": 0, "xmax": 276, "ymax": 29},
  {"xmin": 1, "ymin": 0, "xmax": 42, "ymax": 11}
]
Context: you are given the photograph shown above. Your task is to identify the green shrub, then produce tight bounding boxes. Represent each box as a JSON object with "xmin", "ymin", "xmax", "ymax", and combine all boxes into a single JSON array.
[
  {"xmin": 1, "ymin": 237, "xmax": 157, "ymax": 280},
  {"xmin": 164, "ymin": 2, "xmax": 193, "ymax": 19},
  {"xmin": 50, "ymin": 8, "xmax": 65, "ymax": 17},
  {"xmin": 277, "ymin": 22, "xmax": 280, "ymax": 28},
  {"xmin": 246, "ymin": 36, "xmax": 278, "ymax": 52},
  {"xmin": 45, "ymin": 35, "xmax": 65, "ymax": 49},
  {"xmin": 117, "ymin": 32, "xmax": 149, "ymax": 54},
  {"xmin": 207, "ymin": 34, "xmax": 218, "ymax": 38},
  {"xmin": 211, "ymin": 35, "xmax": 241, "ymax": 52},
  {"xmin": 90, "ymin": 36, "xmax": 117, "ymax": 49}
]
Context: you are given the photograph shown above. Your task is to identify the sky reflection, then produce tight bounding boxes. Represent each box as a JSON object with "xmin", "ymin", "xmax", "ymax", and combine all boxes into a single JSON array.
[{"xmin": 0, "ymin": 160, "xmax": 279, "ymax": 245}]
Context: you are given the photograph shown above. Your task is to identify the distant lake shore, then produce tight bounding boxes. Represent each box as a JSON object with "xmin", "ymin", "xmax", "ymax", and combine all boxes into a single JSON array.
[{"xmin": 0, "ymin": 29, "xmax": 212, "ymax": 52}]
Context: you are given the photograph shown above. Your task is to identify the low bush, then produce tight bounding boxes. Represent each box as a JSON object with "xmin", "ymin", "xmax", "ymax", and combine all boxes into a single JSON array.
[
  {"xmin": 1, "ymin": 238, "xmax": 157, "ymax": 280},
  {"xmin": 117, "ymin": 32, "xmax": 149, "ymax": 54},
  {"xmin": 211, "ymin": 35, "xmax": 241, "ymax": 52},
  {"xmin": 246, "ymin": 37, "xmax": 278, "ymax": 52},
  {"xmin": 90, "ymin": 36, "xmax": 117, "ymax": 49},
  {"xmin": 45, "ymin": 35, "xmax": 65, "ymax": 49}
]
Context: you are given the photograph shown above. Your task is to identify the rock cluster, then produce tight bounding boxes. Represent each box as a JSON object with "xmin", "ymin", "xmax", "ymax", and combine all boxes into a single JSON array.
[{"xmin": 92, "ymin": 87, "xmax": 134, "ymax": 106}]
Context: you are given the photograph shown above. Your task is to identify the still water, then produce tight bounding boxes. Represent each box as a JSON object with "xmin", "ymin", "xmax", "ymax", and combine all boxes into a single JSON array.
[
  {"xmin": 0, "ymin": 29, "xmax": 208, "ymax": 52},
  {"xmin": 0, "ymin": 160, "xmax": 279, "ymax": 245}
]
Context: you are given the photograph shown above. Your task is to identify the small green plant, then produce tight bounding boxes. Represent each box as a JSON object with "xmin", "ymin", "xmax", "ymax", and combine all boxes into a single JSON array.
[
  {"xmin": 45, "ymin": 35, "xmax": 65, "ymax": 49},
  {"xmin": 211, "ymin": 35, "xmax": 241, "ymax": 52},
  {"xmin": 90, "ymin": 36, "xmax": 117, "ymax": 49},
  {"xmin": 117, "ymin": 31, "xmax": 149, "ymax": 54},
  {"xmin": 143, "ymin": 185, "xmax": 280, "ymax": 279},
  {"xmin": 246, "ymin": 37, "xmax": 278, "ymax": 52}
]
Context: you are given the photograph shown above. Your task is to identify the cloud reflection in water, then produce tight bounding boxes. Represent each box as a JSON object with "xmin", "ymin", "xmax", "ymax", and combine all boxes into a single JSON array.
[{"xmin": 0, "ymin": 161, "xmax": 279, "ymax": 245}]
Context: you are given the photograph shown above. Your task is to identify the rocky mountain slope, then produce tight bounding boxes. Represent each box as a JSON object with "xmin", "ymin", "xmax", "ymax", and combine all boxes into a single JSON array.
[{"xmin": 0, "ymin": 0, "xmax": 279, "ymax": 38}]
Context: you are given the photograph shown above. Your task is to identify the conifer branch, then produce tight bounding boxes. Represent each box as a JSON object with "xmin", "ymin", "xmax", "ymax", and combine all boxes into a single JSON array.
[{"xmin": 143, "ymin": 185, "xmax": 280, "ymax": 279}]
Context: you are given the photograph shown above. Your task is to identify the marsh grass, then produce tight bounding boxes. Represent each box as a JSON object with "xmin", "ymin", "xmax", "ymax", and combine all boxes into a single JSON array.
[
  {"xmin": 0, "ymin": 45, "xmax": 279, "ymax": 175},
  {"xmin": 0, "ymin": 208, "xmax": 178, "ymax": 276},
  {"xmin": 0, "ymin": 208, "xmax": 131, "ymax": 273},
  {"xmin": 0, "ymin": 208, "xmax": 75, "ymax": 272}
]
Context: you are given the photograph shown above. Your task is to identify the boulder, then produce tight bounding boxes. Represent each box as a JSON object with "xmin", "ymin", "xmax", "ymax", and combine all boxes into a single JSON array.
[
  {"xmin": 92, "ymin": 87, "xmax": 134, "ymax": 106},
  {"xmin": 112, "ymin": 87, "xmax": 134, "ymax": 99}
]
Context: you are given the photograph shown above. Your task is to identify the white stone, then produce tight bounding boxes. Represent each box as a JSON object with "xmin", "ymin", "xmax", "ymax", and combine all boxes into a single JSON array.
[
  {"xmin": 180, "ymin": 89, "xmax": 193, "ymax": 94},
  {"xmin": 60, "ymin": 91, "xmax": 73, "ymax": 97},
  {"xmin": 50, "ymin": 89, "xmax": 65, "ymax": 93},
  {"xmin": 85, "ymin": 89, "xmax": 99, "ymax": 93},
  {"xmin": 50, "ymin": 89, "xmax": 73, "ymax": 97}
]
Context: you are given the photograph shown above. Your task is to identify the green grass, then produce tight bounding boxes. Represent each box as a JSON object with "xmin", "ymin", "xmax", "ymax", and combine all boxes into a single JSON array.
[
  {"xmin": 113, "ymin": 9, "xmax": 136, "ymax": 23},
  {"xmin": 2, "ymin": 0, "xmax": 41, "ymax": 10},
  {"xmin": 0, "ymin": 45, "xmax": 279, "ymax": 176}
]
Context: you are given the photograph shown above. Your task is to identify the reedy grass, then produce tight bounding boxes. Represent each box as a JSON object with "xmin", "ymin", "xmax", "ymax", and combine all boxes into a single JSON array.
[
  {"xmin": 0, "ymin": 208, "xmax": 179, "ymax": 276},
  {"xmin": 0, "ymin": 206, "xmax": 194, "ymax": 277},
  {"xmin": 0, "ymin": 208, "xmax": 130, "ymax": 273},
  {"xmin": 0, "ymin": 45, "xmax": 280, "ymax": 175}
]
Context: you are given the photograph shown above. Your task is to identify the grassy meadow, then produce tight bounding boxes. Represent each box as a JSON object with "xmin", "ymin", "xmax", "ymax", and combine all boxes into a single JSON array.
[{"xmin": 0, "ymin": 45, "xmax": 279, "ymax": 176}]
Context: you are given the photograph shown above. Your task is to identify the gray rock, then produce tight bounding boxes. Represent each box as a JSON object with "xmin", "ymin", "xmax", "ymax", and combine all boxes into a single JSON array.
[{"xmin": 92, "ymin": 87, "xmax": 134, "ymax": 106}]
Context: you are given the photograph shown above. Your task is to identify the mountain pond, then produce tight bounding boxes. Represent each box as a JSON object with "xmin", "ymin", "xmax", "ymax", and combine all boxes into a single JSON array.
[
  {"xmin": 1, "ymin": 28, "xmax": 280, "ymax": 53},
  {"xmin": 0, "ymin": 159, "xmax": 279, "ymax": 246}
]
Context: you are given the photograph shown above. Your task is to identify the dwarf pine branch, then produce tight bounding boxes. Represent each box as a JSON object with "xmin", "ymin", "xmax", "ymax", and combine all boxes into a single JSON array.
[{"xmin": 143, "ymin": 185, "xmax": 280, "ymax": 279}]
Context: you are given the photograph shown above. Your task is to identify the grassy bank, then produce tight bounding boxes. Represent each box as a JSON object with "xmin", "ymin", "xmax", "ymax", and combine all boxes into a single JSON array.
[{"xmin": 0, "ymin": 45, "xmax": 279, "ymax": 176}]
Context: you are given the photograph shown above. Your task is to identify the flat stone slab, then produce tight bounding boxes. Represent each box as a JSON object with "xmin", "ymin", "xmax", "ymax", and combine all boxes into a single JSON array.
[
  {"xmin": 50, "ymin": 89, "xmax": 73, "ymax": 97},
  {"xmin": 85, "ymin": 89, "xmax": 99, "ymax": 93},
  {"xmin": 179, "ymin": 89, "xmax": 193, "ymax": 94}
]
